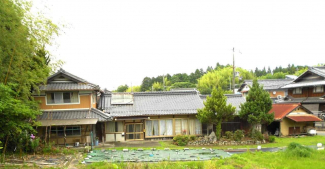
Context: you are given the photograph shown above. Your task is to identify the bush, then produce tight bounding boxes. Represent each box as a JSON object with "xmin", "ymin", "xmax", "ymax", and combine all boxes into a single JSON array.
[
  {"xmin": 189, "ymin": 135, "xmax": 196, "ymax": 141},
  {"xmin": 286, "ymin": 142, "xmax": 313, "ymax": 158},
  {"xmin": 249, "ymin": 129, "xmax": 264, "ymax": 141},
  {"xmin": 225, "ymin": 131, "xmax": 233, "ymax": 139},
  {"xmin": 268, "ymin": 136, "xmax": 276, "ymax": 143},
  {"xmin": 173, "ymin": 135, "xmax": 189, "ymax": 146},
  {"xmin": 234, "ymin": 130, "xmax": 244, "ymax": 141}
]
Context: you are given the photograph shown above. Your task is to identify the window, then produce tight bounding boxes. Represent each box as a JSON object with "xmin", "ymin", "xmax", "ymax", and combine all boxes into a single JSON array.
[
  {"xmin": 111, "ymin": 93, "xmax": 133, "ymax": 104},
  {"xmin": 46, "ymin": 92, "xmax": 79, "ymax": 104},
  {"xmin": 159, "ymin": 119, "xmax": 173, "ymax": 136},
  {"xmin": 293, "ymin": 88, "xmax": 302, "ymax": 94},
  {"xmin": 48, "ymin": 126, "xmax": 80, "ymax": 136},
  {"xmin": 106, "ymin": 121, "xmax": 123, "ymax": 132},
  {"xmin": 65, "ymin": 126, "xmax": 81, "ymax": 136},
  {"xmin": 313, "ymin": 86, "xmax": 324, "ymax": 93}
]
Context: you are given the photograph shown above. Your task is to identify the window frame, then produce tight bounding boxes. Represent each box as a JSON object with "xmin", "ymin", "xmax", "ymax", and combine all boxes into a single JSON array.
[
  {"xmin": 293, "ymin": 88, "xmax": 302, "ymax": 95},
  {"xmin": 145, "ymin": 118, "xmax": 202, "ymax": 138},
  {"xmin": 313, "ymin": 86, "xmax": 324, "ymax": 93},
  {"xmin": 46, "ymin": 92, "xmax": 80, "ymax": 105},
  {"xmin": 48, "ymin": 126, "xmax": 81, "ymax": 137}
]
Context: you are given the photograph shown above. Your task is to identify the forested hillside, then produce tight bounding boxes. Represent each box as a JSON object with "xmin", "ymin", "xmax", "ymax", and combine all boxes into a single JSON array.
[{"xmin": 115, "ymin": 63, "xmax": 312, "ymax": 94}]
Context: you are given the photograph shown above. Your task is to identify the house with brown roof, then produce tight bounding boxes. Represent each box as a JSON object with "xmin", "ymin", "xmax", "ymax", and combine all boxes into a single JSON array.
[{"xmin": 267, "ymin": 103, "xmax": 322, "ymax": 136}]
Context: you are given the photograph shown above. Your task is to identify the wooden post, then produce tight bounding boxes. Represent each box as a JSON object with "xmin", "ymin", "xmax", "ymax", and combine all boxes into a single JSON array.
[
  {"xmin": 49, "ymin": 125, "xmax": 51, "ymax": 143},
  {"xmin": 64, "ymin": 126, "xmax": 66, "ymax": 146},
  {"xmin": 102, "ymin": 123, "xmax": 105, "ymax": 145},
  {"xmin": 44, "ymin": 126, "xmax": 48, "ymax": 144}
]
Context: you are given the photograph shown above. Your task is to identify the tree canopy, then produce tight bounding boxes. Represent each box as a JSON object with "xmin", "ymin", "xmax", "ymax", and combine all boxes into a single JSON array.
[
  {"xmin": 0, "ymin": 0, "xmax": 60, "ymax": 159},
  {"xmin": 239, "ymin": 79, "xmax": 274, "ymax": 131},
  {"xmin": 196, "ymin": 87, "xmax": 236, "ymax": 139}
]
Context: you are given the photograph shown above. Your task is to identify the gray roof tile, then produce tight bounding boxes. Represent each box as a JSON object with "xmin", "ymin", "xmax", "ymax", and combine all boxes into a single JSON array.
[
  {"xmin": 238, "ymin": 79, "xmax": 292, "ymax": 91},
  {"xmin": 38, "ymin": 108, "xmax": 111, "ymax": 122},
  {"xmin": 39, "ymin": 83, "xmax": 98, "ymax": 91},
  {"xmin": 98, "ymin": 91, "xmax": 204, "ymax": 117}
]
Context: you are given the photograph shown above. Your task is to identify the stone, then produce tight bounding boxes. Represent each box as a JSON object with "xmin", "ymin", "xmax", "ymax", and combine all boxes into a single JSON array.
[
  {"xmin": 202, "ymin": 148, "xmax": 206, "ymax": 150},
  {"xmin": 164, "ymin": 148, "xmax": 170, "ymax": 151},
  {"xmin": 151, "ymin": 148, "xmax": 156, "ymax": 151},
  {"xmin": 317, "ymin": 143, "xmax": 323, "ymax": 148},
  {"xmin": 184, "ymin": 148, "xmax": 189, "ymax": 150},
  {"xmin": 209, "ymin": 131, "xmax": 216, "ymax": 141},
  {"xmin": 123, "ymin": 149, "xmax": 129, "ymax": 152},
  {"xmin": 112, "ymin": 149, "xmax": 116, "ymax": 152}
]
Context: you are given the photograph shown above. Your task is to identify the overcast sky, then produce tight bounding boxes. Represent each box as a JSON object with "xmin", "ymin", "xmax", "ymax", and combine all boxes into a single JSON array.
[{"xmin": 32, "ymin": 0, "xmax": 325, "ymax": 90}]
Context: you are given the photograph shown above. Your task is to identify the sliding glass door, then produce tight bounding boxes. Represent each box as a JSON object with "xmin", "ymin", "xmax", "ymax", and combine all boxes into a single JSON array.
[{"xmin": 125, "ymin": 123, "xmax": 144, "ymax": 140}]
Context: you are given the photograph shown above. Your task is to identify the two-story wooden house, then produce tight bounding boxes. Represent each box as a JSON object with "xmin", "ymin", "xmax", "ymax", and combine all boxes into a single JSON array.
[
  {"xmin": 279, "ymin": 67, "xmax": 325, "ymax": 130},
  {"xmin": 33, "ymin": 69, "xmax": 110, "ymax": 145}
]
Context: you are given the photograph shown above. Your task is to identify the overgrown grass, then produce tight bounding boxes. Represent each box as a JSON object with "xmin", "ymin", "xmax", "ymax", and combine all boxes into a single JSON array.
[{"xmin": 78, "ymin": 149, "xmax": 325, "ymax": 169}]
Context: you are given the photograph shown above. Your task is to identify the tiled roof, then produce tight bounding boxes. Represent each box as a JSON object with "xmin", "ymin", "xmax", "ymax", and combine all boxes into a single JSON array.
[
  {"xmin": 98, "ymin": 90, "xmax": 204, "ymax": 117},
  {"xmin": 281, "ymin": 67, "xmax": 325, "ymax": 89},
  {"xmin": 39, "ymin": 83, "xmax": 98, "ymax": 91},
  {"xmin": 276, "ymin": 97, "xmax": 325, "ymax": 104},
  {"xmin": 238, "ymin": 79, "xmax": 292, "ymax": 91},
  {"xmin": 268, "ymin": 104, "xmax": 300, "ymax": 120},
  {"xmin": 287, "ymin": 114, "xmax": 322, "ymax": 122},
  {"xmin": 40, "ymin": 69, "xmax": 100, "ymax": 91},
  {"xmin": 38, "ymin": 108, "xmax": 111, "ymax": 122},
  {"xmin": 48, "ymin": 68, "xmax": 89, "ymax": 83}
]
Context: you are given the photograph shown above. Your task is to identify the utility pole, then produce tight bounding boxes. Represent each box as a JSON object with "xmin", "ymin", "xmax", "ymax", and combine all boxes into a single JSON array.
[
  {"xmin": 163, "ymin": 74, "xmax": 165, "ymax": 91},
  {"xmin": 232, "ymin": 47, "xmax": 235, "ymax": 94}
]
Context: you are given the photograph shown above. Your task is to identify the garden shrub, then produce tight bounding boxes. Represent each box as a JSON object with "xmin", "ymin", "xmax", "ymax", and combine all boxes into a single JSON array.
[
  {"xmin": 249, "ymin": 129, "xmax": 264, "ymax": 141},
  {"xmin": 173, "ymin": 135, "xmax": 189, "ymax": 146},
  {"xmin": 234, "ymin": 130, "xmax": 244, "ymax": 141},
  {"xmin": 268, "ymin": 136, "xmax": 276, "ymax": 143},
  {"xmin": 286, "ymin": 142, "xmax": 313, "ymax": 158},
  {"xmin": 189, "ymin": 135, "xmax": 196, "ymax": 141},
  {"xmin": 225, "ymin": 131, "xmax": 233, "ymax": 139}
]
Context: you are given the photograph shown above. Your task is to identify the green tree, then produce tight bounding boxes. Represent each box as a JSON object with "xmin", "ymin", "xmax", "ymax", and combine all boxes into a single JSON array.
[
  {"xmin": 152, "ymin": 82, "xmax": 163, "ymax": 91},
  {"xmin": 171, "ymin": 82, "xmax": 196, "ymax": 89},
  {"xmin": 140, "ymin": 77, "xmax": 152, "ymax": 91},
  {"xmin": 197, "ymin": 67, "xmax": 254, "ymax": 94},
  {"xmin": 126, "ymin": 86, "xmax": 141, "ymax": 92},
  {"xmin": 239, "ymin": 79, "xmax": 274, "ymax": 132},
  {"xmin": 196, "ymin": 87, "xmax": 236, "ymax": 139},
  {"xmin": 0, "ymin": 0, "xmax": 60, "ymax": 160},
  {"xmin": 116, "ymin": 85, "xmax": 129, "ymax": 92}
]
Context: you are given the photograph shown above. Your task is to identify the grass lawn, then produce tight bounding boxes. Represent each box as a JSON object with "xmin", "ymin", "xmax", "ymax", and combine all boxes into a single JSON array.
[
  {"xmin": 95, "ymin": 136, "xmax": 325, "ymax": 151},
  {"xmin": 79, "ymin": 149, "xmax": 325, "ymax": 169},
  {"xmin": 159, "ymin": 135, "xmax": 325, "ymax": 150}
]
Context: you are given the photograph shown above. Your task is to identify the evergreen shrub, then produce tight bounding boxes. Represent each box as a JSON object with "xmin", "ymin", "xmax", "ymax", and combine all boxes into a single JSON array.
[
  {"xmin": 234, "ymin": 130, "xmax": 244, "ymax": 141},
  {"xmin": 173, "ymin": 135, "xmax": 189, "ymax": 146}
]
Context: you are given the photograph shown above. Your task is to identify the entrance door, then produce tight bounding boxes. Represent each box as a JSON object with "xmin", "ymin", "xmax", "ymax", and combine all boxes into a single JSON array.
[
  {"xmin": 289, "ymin": 127, "xmax": 300, "ymax": 135},
  {"xmin": 125, "ymin": 123, "xmax": 144, "ymax": 140}
]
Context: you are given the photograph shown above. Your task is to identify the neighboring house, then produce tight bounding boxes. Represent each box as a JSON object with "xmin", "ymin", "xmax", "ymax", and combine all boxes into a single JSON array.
[
  {"xmin": 237, "ymin": 79, "xmax": 292, "ymax": 101},
  {"xmin": 279, "ymin": 67, "xmax": 325, "ymax": 129},
  {"xmin": 200, "ymin": 94, "xmax": 248, "ymax": 135},
  {"xmin": 33, "ymin": 69, "xmax": 111, "ymax": 145},
  {"xmin": 267, "ymin": 104, "xmax": 322, "ymax": 136},
  {"xmin": 98, "ymin": 90, "xmax": 204, "ymax": 142}
]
